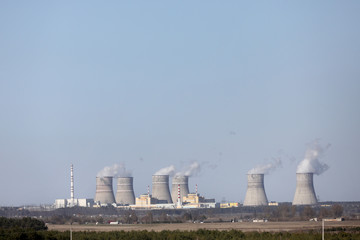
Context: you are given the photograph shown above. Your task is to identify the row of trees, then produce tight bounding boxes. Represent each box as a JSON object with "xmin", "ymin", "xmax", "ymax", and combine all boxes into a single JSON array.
[
  {"xmin": 1, "ymin": 229, "xmax": 360, "ymax": 240},
  {"xmin": 0, "ymin": 217, "xmax": 47, "ymax": 231},
  {"xmin": 45, "ymin": 210, "xmax": 209, "ymax": 225},
  {"xmin": 42, "ymin": 204, "xmax": 344, "ymax": 225},
  {"xmin": 260, "ymin": 204, "xmax": 344, "ymax": 221}
]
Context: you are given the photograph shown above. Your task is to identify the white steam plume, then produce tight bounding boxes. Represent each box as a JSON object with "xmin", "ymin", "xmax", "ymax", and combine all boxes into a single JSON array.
[
  {"xmin": 248, "ymin": 157, "xmax": 282, "ymax": 175},
  {"xmin": 184, "ymin": 162, "xmax": 200, "ymax": 176},
  {"xmin": 175, "ymin": 161, "xmax": 216, "ymax": 177},
  {"xmin": 97, "ymin": 163, "xmax": 132, "ymax": 178},
  {"xmin": 154, "ymin": 165, "xmax": 176, "ymax": 176},
  {"xmin": 297, "ymin": 140, "xmax": 331, "ymax": 175},
  {"xmin": 175, "ymin": 161, "xmax": 201, "ymax": 177}
]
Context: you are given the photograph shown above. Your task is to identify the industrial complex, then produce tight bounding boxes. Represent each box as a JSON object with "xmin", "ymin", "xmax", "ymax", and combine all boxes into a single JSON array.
[{"xmin": 54, "ymin": 164, "xmax": 323, "ymax": 209}]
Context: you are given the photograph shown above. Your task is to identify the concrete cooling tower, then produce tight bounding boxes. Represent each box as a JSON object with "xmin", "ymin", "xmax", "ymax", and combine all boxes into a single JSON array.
[
  {"xmin": 152, "ymin": 175, "xmax": 173, "ymax": 203},
  {"xmin": 243, "ymin": 174, "xmax": 268, "ymax": 206},
  {"xmin": 94, "ymin": 177, "xmax": 116, "ymax": 205},
  {"xmin": 292, "ymin": 173, "xmax": 317, "ymax": 205},
  {"xmin": 115, "ymin": 177, "xmax": 135, "ymax": 205},
  {"xmin": 171, "ymin": 175, "xmax": 190, "ymax": 203}
]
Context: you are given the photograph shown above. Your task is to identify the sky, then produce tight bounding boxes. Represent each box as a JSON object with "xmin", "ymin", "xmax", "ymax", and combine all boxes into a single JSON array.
[{"xmin": 0, "ymin": 1, "xmax": 359, "ymax": 206}]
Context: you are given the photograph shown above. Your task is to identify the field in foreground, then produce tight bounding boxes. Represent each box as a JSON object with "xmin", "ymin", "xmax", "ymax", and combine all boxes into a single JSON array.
[{"xmin": 48, "ymin": 220, "xmax": 360, "ymax": 232}]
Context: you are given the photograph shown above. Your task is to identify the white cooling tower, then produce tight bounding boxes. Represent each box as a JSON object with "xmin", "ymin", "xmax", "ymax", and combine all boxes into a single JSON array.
[
  {"xmin": 171, "ymin": 175, "xmax": 190, "ymax": 203},
  {"xmin": 94, "ymin": 176, "xmax": 116, "ymax": 205},
  {"xmin": 152, "ymin": 175, "xmax": 172, "ymax": 203},
  {"xmin": 115, "ymin": 177, "xmax": 135, "ymax": 205},
  {"xmin": 292, "ymin": 173, "xmax": 317, "ymax": 205},
  {"xmin": 243, "ymin": 174, "xmax": 268, "ymax": 206}
]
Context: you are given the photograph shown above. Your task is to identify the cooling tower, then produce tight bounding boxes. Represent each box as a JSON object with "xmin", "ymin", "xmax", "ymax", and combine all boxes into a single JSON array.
[
  {"xmin": 243, "ymin": 174, "xmax": 268, "ymax": 206},
  {"xmin": 94, "ymin": 177, "xmax": 116, "ymax": 204},
  {"xmin": 171, "ymin": 175, "xmax": 190, "ymax": 203},
  {"xmin": 152, "ymin": 175, "xmax": 173, "ymax": 203},
  {"xmin": 115, "ymin": 177, "xmax": 135, "ymax": 205},
  {"xmin": 292, "ymin": 173, "xmax": 317, "ymax": 205}
]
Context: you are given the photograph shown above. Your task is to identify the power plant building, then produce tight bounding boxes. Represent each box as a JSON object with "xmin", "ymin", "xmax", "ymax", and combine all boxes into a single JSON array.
[
  {"xmin": 54, "ymin": 198, "xmax": 94, "ymax": 208},
  {"xmin": 182, "ymin": 193, "xmax": 217, "ymax": 208},
  {"xmin": 54, "ymin": 164, "xmax": 95, "ymax": 209}
]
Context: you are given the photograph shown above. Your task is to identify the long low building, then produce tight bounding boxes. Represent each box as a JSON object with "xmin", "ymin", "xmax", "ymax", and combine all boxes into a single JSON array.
[{"xmin": 54, "ymin": 199, "xmax": 94, "ymax": 208}]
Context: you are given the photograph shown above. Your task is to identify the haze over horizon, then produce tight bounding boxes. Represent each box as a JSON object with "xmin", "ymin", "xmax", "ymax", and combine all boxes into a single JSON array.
[{"xmin": 0, "ymin": 1, "xmax": 359, "ymax": 206}]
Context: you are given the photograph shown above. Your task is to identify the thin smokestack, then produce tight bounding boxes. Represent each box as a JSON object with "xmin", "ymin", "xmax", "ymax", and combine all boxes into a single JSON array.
[{"xmin": 70, "ymin": 164, "xmax": 74, "ymax": 202}]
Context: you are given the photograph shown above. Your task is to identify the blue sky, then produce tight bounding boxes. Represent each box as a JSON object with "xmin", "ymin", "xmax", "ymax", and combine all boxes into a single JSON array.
[{"xmin": 0, "ymin": 1, "xmax": 359, "ymax": 205}]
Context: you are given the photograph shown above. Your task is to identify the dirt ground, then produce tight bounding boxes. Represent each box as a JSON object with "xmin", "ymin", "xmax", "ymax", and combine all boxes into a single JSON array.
[{"xmin": 48, "ymin": 221, "xmax": 360, "ymax": 233}]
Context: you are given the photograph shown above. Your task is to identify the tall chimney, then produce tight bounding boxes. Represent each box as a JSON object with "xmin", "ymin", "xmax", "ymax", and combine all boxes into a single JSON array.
[
  {"xmin": 152, "ymin": 175, "xmax": 172, "ymax": 203},
  {"xmin": 70, "ymin": 164, "xmax": 74, "ymax": 203},
  {"xmin": 115, "ymin": 177, "xmax": 135, "ymax": 205},
  {"xmin": 171, "ymin": 175, "xmax": 189, "ymax": 203},
  {"xmin": 243, "ymin": 174, "xmax": 268, "ymax": 206},
  {"xmin": 94, "ymin": 176, "xmax": 116, "ymax": 205},
  {"xmin": 292, "ymin": 173, "xmax": 317, "ymax": 205}
]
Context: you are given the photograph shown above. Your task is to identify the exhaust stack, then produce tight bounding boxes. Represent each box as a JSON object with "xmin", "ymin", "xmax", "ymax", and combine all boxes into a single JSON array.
[
  {"xmin": 70, "ymin": 164, "xmax": 74, "ymax": 206},
  {"xmin": 243, "ymin": 174, "xmax": 268, "ymax": 206}
]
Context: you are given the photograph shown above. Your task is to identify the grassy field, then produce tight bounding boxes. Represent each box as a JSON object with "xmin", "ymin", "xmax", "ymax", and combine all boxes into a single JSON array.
[{"xmin": 47, "ymin": 220, "xmax": 360, "ymax": 233}]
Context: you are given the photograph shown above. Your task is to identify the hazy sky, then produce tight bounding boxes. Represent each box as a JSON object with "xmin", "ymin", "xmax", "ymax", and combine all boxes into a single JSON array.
[{"xmin": 1, "ymin": 1, "xmax": 359, "ymax": 206}]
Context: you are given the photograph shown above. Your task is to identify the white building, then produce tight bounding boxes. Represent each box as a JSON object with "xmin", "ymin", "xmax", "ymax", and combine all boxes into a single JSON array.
[{"xmin": 54, "ymin": 198, "xmax": 94, "ymax": 208}]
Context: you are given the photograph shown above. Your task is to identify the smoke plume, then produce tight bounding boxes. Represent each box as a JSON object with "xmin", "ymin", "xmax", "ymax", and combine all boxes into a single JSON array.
[
  {"xmin": 296, "ymin": 140, "xmax": 331, "ymax": 175},
  {"xmin": 175, "ymin": 161, "xmax": 201, "ymax": 177},
  {"xmin": 248, "ymin": 157, "xmax": 282, "ymax": 175},
  {"xmin": 175, "ymin": 161, "xmax": 217, "ymax": 177},
  {"xmin": 97, "ymin": 163, "xmax": 132, "ymax": 178},
  {"xmin": 154, "ymin": 165, "xmax": 176, "ymax": 176}
]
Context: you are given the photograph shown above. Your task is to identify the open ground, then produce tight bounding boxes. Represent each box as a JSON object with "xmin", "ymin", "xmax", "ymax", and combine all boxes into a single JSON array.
[{"xmin": 48, "ymin": 221, "xmax": 360, "ymax": 233}]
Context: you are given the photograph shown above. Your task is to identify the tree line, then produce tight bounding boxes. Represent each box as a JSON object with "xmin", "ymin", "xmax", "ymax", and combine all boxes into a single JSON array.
[{"xmin": 1, "ymin": 228, "xmax": 360, "ymax": 240}]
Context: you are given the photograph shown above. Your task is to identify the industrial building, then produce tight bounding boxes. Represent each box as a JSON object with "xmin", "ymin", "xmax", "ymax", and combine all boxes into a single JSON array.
[
  {"xmin": 220, "ymin": 202, "xmax": 240, "ymax": 208},
  {"xmin": 55, "ymin": 165, "xmax": 95, "ymax": 208},
  {"xmin": 54, "ymin": 198, "xmax": 94, "ymax": 208},
  {"xmin": 54, "ymin": 163, "xmax": 325, "ymax": 210}
]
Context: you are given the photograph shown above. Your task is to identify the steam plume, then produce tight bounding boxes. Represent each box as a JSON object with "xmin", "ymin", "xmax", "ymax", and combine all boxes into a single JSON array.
[
  {"xmin": 97, "ymin": 163, "xmax": 132, "ymax": 178},
  {"xmin": 175, "ymin": 161, "xmax": 201, "ymax": 177},
  {"xmin": 154, "ymin": 165, "xmax": 176, "ymax": 176},
  {"xmin": 175, "ymin": 161, "xmax": 216, "ymax": 177},
  {"xmin": 296, "ymin": 140, "xmax": 331, "ymax": 175},
  {"xmin": 248, "ymin": 157, "xmax": 282, "ymax": 174}
]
